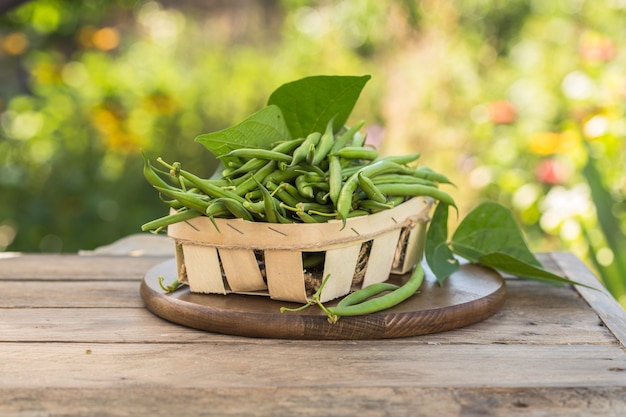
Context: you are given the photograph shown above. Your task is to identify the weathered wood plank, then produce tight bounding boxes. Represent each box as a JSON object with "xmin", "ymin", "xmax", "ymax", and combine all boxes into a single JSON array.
[
  {"xmin": 0, "ymin": 254, "xmax": 170, "ymax": 280},
  {"xmin": 0, "ymin": 387, "xmax": 624, "ymax": 417},
  {"xmin": 2, "ymin": 343, "xmax": 625, "ymax": 389},
  {"xmin": 0, "ymin": 281, "xmax": 144, "ymax": 308},
  {"xmin": 0, "ymin": 281, "xmax": 617, "ymax": 344},
  {"xmin": 553, "ymin": 252, "xmax": 626, "ymax": 349}
]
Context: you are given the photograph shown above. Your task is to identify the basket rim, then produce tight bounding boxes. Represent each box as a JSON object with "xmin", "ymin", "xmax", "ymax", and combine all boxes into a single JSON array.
[{"xmin": 167, "ymin": 197, "xmax": 433, "ymax": 251}]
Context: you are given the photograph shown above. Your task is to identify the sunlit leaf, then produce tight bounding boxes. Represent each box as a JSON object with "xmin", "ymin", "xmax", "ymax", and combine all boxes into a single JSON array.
[
  {"xmin": 425, "ymin": 202, "xmax": 459, "ymax": 285},
  {"xmin": 450, "ymin": 202, "xmax": 541, "ymax": 267},
  {"xmin": 267, "ymin": 75, "xmax": 371, "ymax": 138},
  {"xmin": 477, "ymin": 252, "xmax": 596, "ymax": 289},
  {"xmin": 194, "ymin": 105, "xmax": 291, "ymax": 164}
]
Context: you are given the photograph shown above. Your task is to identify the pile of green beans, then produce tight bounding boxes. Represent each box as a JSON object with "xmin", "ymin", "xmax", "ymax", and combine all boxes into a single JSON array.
[{"xmin": 141, "ymin": 121, "xmax": 455, "ymax": 233}]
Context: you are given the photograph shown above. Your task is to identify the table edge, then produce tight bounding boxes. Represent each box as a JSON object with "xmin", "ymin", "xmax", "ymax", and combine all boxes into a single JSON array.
[{"xmin": 550, "ymin": 251, "xmax": 626, "ymax": 350}]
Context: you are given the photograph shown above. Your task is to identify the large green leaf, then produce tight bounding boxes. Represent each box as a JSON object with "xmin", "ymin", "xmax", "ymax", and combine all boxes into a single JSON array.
[
  {"xmin": 194, "ymin": 105, "xmax": 291, "ymax": 163},
  {"xmin": 425, "ymin": 202, "xmax": 460, "ymax": 285},
  {"xmin": 267, "ymin": 75, "xmax": 371, "ymax": 138},
  {"xmin": 450, "ymin": 202, "xmax": 541, "ymax": 267},
  {"xmin": 477, "ymin": 252, "xmax": 596, "ymax": 289}
]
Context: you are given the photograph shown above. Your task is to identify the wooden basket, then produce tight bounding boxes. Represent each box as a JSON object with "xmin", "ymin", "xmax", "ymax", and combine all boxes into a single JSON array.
[{"xmin": 167, "ymin": 197, "xmax": 433, "ymax": 303}]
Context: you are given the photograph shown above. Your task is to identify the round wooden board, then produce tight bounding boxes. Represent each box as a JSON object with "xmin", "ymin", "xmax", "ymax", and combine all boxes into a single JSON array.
[{"xmin": 140, "ymin": 259, "xmax": 506, "ymax": 340}]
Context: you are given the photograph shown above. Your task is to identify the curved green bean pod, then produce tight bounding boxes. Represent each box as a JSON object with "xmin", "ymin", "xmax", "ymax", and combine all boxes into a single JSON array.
[
  {"xmin": 328, "ymin": 155, "xmax": 343, "ymax": 205},
  {"xmin": 337, "ymin": 282, "xmax": 401, "ymax": 307},
  {"xmin": 141, "ymin": 209, "xmax": 202, "ymax": 232},
  {"xmin": 337, "ymin": 160, "xmax": 414, "ymax": 224},
  {"xmin": 332, "ymin": 146, "xmax": 378, "ymax": 161},
  {"xmin": 153, "ymin": 186, "xmax": 211, "ymax": 213},
  {"xmin": 291, "ymin": 132, "xmax": 321, "ymax": 166},
  {"xmin": 370, "ymin": 174, "xmax": 437, "ymax": 188},
  {"xmin": 412, "ymin": 167, "xmax": 454, "ymax": 185},
  {"xmin": 311, "ymin": 117, "xmax": 336, "ymax": 166},
  {"xmin": 373, "ymin": 152, "xmax": 421, "ymax": 165},
  {"xmin": 357, "ymin": 172, "xmax": 386, "ymax": 203},
  {"xmin": 142, "ymin": 153, "xmax": 180, "ymax": 192},
  {"xmin": 375, "ymin": 183, "xmax": 456, "ymax": 207},
  {"xmin": 212, "ymin": 197, "xmax": 255, "ymax": 221},
  {"xmin": 327, "ymin": 264, "xmax": 425, "ymax": 319},
  {"xmin": 222, "ymin": 148, "xmax": 293, "ymax": 164},
  {"xmin": 330, "ymin": 120, "xmax": 365, "ymax": 153},
  {"xmin": 232, "ymin": 160, "xmax": 277, "ymax": 197}
]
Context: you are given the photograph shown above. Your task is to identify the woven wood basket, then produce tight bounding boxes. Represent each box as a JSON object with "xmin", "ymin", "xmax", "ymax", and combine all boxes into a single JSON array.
[{"xmin": 167, "ymin": 196, "xmax": 433, "ymax": 303}]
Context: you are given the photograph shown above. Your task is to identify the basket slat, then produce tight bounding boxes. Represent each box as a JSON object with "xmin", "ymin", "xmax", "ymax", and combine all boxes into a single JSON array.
[
  {"xmin": 264, "ymin": 250, "xmax": 307, "ymax": 302},
  {"xmin": 393, "ymin": 223, "xmax": 427, "ymax": 275},
  {"xmin": 362, "ymin": 228, "xmax": 403, "ymax": 288},
  {"xmin": 219, "ymin": 248, "xmax": 267, "ymax": 292},
  {"xmin": 320, "ymin": 244, "xmax": 362, "ymax": 303},
  {"xmin": 182, "ymin": 244, "xmax": 226, "ymax": 294}
]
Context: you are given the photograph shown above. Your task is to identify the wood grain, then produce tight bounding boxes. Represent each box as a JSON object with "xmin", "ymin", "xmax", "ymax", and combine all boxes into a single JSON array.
[
  {"xmin": 140, "ymin": 258, "xmax": 506, "ymax": 339},
  {"xmin": 1, "ymin": 251, "xmax": 625, "ymax": 417},
  {"xmin": 2, "ymin": 343, "xmax": 626, "ymax": 389},
  {"xmin": 0, "ymin": 253, "xmax": 169, "ymax": 280},
  {"xmin": 1, "ymin": 387, "xmax": 624, "ymax": 417}
]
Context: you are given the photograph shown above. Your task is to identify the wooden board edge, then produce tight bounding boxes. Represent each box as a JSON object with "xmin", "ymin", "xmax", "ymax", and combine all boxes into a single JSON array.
[{"xmin": 550, "ymin": 252, "xmax": 626, "ymax": 350}]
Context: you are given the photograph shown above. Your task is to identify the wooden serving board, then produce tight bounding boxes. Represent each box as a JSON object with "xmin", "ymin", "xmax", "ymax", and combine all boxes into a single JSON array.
[{"xmin": 140, "ymin": 259, "xmax": 506, "ymax": 340}]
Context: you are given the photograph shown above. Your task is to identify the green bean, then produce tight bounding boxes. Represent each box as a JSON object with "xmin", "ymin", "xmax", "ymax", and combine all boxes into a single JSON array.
[
  {"xmin": 242, "ymin": 200, "xmax": 266, "ymax": 216},
  {"xmin": 357, "ymin": 199, "xmax": 395, "ymax": 212},
  {"xmin": 141, "ymin": 209, "xmax": 202, "ymax": 232},
  {"xmin": 350, "ymin": 131, "xmax": 366, "ymax": 147},
  {"xmin": 357, "ymin": 172, "xmax": 386, "ymax": 203},
  {"xmin": 271, "ymin": 137, "xmax": 306, "ymax": 153},
  {"xmin": 223, "ymin": 158, "xmax": 267, "ymax": 179},
  {"xmin": 226, "ymin": 148, "xmax": 291, "ymax": 164},
  {"xmin": 330, "ymin": 120, "xmax": 365, "ymax": 153},
  {"xmin": 264, "ymin": 165, "xmax": 302, "ymax": 184},
  {"xmin": 233, "ymin": 160, "xmax": 277, "ymax": 197},
  {"xmin": 311, "ymin": 117, "xmax": 336, "ymax": 166},
  {"xmin": 142, "ymin": 153, "xmax": 180, "ymax": 191},
  {"xmin": 314, "ymin": 190, "xmax": 328, "ymax": 204},
  {"xmin": 157, "ymin": 158, "xmax": 245, "ymax": 203},
  {"xmin": 291, "ymin": 132, "xmax": 321, "ymax": 166},
  {"xmin": 346, "ymin": 209, "xmax": 370, "ymax": 218},
  {"xmin": 412, "ymin": 167, "xmax": 454, "ymax": 185},
  {"xmin": 332, "ymin": 146, "xmax": 378, "ymax": 161},
  {"xmin": 375, "ymin": 183, "xmax": 456, "ymax": 207},
  {"xmin": 295, "ymin": 174, "xmax": 315, "ymax": 199},
  {"xmin": 328, "ymin": 155, "xmax": 343, "ymax": 205},
  {"xmin": 295, "ymin": 210, "xmax": 325, "ymax": 223},
  {"xmin": 336, "ymin": 160, "xmax": 414, "ymax": 224},
  {"xmin": 154, "ymin": 186, "xmax": 211, "ymax": 213},
  {"xmin": 326, "ymin": 264, "xmax": 425, "ymax": 320},
  {"xmin": 337, "ymin": 282, "xmax": 401, "ymax": 307},
  {"xmin": 212, "ymin": 197, "xmax": 255, "ymax": 221},
  {"xmin": 159, "ymin": 195, "xmax": 184, "ymax": 210},
  {"xmin": 258, "ymin": 181, "xmax": 278, "ymax": 223},
  {"xmin": 370, "ymin": 174, "xmax": 438, "ymax": 188},
  {"xmin": 373, "ymin": 152, "xmax": 421, "ymax": 165},
  {"xmin": 266, "ymin": 182, "xmax": 301, "ymax": 207}
]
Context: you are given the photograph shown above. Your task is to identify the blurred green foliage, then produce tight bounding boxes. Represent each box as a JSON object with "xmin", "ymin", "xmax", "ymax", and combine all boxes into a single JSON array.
[{"xmin": 1, "ymin": 0, "xmax": 624, "ymax": 306}]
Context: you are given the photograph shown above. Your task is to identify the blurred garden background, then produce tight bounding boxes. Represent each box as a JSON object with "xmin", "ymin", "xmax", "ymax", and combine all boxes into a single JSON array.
[{"xmin": 1, "ymin": 0, "xmax": 625, "ymax": 307}]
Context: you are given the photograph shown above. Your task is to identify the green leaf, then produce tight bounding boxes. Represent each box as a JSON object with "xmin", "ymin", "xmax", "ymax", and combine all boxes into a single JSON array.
[
  {"xmin": 425, "ymin": 202, "xmax": 460, "ymax": 285},
  {"xmin": 267, "ymin": 75, "xmax": 371, "ymax": 138},
  {"xmin": 477, "ymin": 252, "xmax": 596, "ymax": 289},
  {"xmin": 450, "ymin": 202, "xmax": 541, "ymax": 267},
  {"xmin": 195, "ymin": 105, "xmax": 291, "ymax": 163}
]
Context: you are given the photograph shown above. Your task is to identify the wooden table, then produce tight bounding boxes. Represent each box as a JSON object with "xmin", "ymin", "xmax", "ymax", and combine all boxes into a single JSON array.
[{"xmin": 1, "ymin": 251, "xmax": 625, "ymax": 416}]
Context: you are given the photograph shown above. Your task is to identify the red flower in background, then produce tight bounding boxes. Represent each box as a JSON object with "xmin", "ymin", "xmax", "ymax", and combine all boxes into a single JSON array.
[
  {"xmin": 487, "ymin": 101, "xmax": 517, "ymax": 124},
  {"xmin": 535, "ymin": 158, "xmax": 569, "ymax": 185}
]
